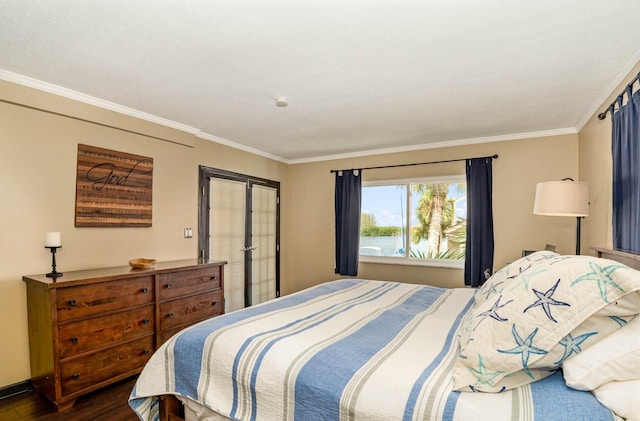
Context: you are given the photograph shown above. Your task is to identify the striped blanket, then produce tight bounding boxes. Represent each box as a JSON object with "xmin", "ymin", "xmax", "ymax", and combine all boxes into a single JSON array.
[{"xmin": 129, "ymin": 279, "xmax": 618, "ymax": 421}]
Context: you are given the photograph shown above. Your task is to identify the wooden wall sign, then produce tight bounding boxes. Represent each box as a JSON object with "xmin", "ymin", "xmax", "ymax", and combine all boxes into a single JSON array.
[{"xmin": 75, "ymin": 144, "xmax": 153, "ymax": 227}]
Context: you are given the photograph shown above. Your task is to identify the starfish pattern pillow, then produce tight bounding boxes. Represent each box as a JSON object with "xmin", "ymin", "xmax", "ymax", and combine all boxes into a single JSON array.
[
  {"xmin": 474, "ymin": 251, "xmax": 559, "ymax": 307},
  {"xmin": 453, "ymin": 254, "xmax": 640, "ymax": 392}
]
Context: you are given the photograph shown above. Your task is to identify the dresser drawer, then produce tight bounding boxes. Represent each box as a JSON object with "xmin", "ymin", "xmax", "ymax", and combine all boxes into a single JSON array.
[
  {"xmin": 56, "ymin": 276, "xmax": 154, "ymax": 322},
  {"xmin": 159, "ymin": 325, "xmax": 186, "ymax": 345},
  {"xmin": 160, "ymin": 291, "xmax": 223, "ymax": 331},
  {"xmin": 58, "ymin": 305, "xmax": 155, "ymax": 359},
  {"xmin": 158, "ymin": 267, "xmax": 221, "ymax": 301},
  {"xmin": 60, "ymin": 336, "xmax": 154, "ymax": 397}
]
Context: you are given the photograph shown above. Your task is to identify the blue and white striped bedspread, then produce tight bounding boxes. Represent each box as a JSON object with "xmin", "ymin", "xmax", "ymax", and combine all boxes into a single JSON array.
[{"xmin": 129, "ymin": 279, "xmax": 617, "ymax": 421}]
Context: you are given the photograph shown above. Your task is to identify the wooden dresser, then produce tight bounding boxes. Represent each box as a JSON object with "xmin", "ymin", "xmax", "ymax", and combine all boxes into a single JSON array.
[
  {"xmin": 23, "ymin": 259, "xmax": 226, "ymax": 411},
  {"xmin": 592, "ymin": 246, "xmax": 640, "ymax": 270}
]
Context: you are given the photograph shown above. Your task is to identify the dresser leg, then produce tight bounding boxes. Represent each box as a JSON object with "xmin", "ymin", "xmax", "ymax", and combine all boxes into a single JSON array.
[{"xmin": 56, "ymin": 398, "xmax": 77, "ymax": 411}]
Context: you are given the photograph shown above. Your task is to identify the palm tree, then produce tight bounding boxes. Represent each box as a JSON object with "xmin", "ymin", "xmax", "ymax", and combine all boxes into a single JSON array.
[{"xmin": 411, "ymin": 183, "xmax": 461, "ymax": 258}]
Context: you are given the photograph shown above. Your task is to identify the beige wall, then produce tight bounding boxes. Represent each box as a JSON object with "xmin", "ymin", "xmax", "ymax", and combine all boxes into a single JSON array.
[
  {"xmin": 0, "ymin": 85, "xmax": 288, "ymax": 387},
  {"xmin": 579, "ymin": 111, "xmax": 613, "ymax": 252},
  {"xmin": 286, "ymin": 135, "xmax": 580, "ymax": 291},
  {"xmin": 579, "ymin": 61, "xmax": 640, "ymax": 253}
]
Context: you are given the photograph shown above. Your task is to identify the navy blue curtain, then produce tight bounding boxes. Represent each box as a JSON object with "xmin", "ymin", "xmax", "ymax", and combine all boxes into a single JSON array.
[
  {"xmin": 612, "ymin": 76, "xmax": 640, "ymax": 252},
  {"xmin": 335, "ymin": 170, "xmax": 362, "ymax": 276},
  {"xmin": 464, "ymin": 157, "xmax": 494, "ymax": 287}
]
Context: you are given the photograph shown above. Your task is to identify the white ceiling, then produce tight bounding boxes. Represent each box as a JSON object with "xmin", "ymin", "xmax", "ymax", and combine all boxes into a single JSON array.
[{"xmin": 1, "ymin": 1, "xmax": 640, "ymax": 163}]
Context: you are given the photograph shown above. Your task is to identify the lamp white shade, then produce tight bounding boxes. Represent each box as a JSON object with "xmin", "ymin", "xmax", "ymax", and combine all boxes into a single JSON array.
[
  {"xmin": 45, "ymin": 231, "xmax": 62, "ymax": 247},
  {"xmin": 533, "ymin": 180, "xmax": 589, "ymax": 217}
]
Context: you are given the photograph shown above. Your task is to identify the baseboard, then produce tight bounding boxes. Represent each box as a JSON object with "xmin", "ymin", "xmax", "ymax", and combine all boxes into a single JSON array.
[{"xmin": 0, "ymin": 379, "xmax": 34, "ymax": 400}]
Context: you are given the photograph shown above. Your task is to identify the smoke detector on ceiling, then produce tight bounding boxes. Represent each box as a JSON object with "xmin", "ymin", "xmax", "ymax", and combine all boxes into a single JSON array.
[{"xmin": 275, "ymin": 97, "xmax": 288, "ymax": 107}]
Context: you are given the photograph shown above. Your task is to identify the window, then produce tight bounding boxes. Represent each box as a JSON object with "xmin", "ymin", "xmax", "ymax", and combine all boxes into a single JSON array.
[{"xmin": 359, "ymin": 176, "xmax": 466, "ymax": 268}]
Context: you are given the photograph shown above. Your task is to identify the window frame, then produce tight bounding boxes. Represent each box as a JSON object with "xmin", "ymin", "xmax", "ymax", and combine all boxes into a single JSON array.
[{"xmin": 359, "ymin": 174, "xmax": 466, "ymax": 269}]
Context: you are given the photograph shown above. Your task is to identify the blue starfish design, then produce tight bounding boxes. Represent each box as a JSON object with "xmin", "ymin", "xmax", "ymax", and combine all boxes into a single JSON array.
[
  {"xmin": 523, "ymin": 279, "xmax": 570, "ymax": 323},
  {"xmin": 553, "ymin": 331, "xmax": 598, "ymax": 365},
  {"xmin": 609, "ymin": 315, "xmax": 629, "ymax": 327},
  {"xmin": 469, "ymin": 385, "xmax": 506, "ymax": 393},
  {"xmin": 458, "ymin": 338, "xmax": 475, "ymax": 360},
  {"xmin": 507, "ymin": 264, "xmax": 531, "ymax": 279},
  {"xmin": 571, "ymin": 262, "xmax": 626, "ymax": 303},
  {"xmin": 466, "ymin": 355, "xmax": 504, "ymax": 387},
  {"xmin": 481, "ymin": 281, "xmax": 503, "ymax": 300},
  {"xmin": 457, "ymin": 315, "xmax": 475, "ymax": 360},
  {"xmin": 549, "ymin": 255, "xmax": 572, "ymax": 265},
  {"xmin": 528, "ymin": 253, "xmax": 556, "ymax": 263},
  {"xmin": 508, "ymin": 266, "xmax": 549, "ymax": 292},
  {"xmin": 474, "ymin": 295, "xmax": 514, "ymax": 330},
  {"xmin": 498, "ymin": 324, "xmax": 547, "ymax": 378}
]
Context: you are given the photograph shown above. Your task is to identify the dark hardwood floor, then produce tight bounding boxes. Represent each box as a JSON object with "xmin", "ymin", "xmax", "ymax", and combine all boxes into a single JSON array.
[{"xmin": 0, "ymin": 377, "xmax": 139, "ymax": 421}]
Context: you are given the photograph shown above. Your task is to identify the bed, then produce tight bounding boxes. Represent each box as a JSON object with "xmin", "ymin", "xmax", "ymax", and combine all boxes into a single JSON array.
[{"xmin": 130, "ymin": 252, "xmax": 640, "ymax": 420}]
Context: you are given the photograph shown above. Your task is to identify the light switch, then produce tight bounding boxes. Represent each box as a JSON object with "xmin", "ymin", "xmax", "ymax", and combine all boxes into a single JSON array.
[{"xmin": 184, "ymin": 228, "xmax": 193, "ymax": 238}]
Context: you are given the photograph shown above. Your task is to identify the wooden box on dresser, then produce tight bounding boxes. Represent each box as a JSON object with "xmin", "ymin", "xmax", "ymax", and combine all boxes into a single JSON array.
[{"xmin": 23, "ymin": 259, "xmax": 226, "ymax": 411}]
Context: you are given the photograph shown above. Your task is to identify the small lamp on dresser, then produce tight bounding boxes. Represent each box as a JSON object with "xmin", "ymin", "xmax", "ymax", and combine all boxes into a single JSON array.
[
  {"xmin": 533, "ymin": 178, "xmax": 589, "ymax": 255},
  {"xmin": 44, "ymin": 231, "xmax": 63, "ymax": 278}
]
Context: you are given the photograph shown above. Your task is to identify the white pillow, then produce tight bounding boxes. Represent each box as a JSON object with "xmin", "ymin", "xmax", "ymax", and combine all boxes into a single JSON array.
[
  {"xmin": 593, "ymin": 380, "xmax": 640, "ymax": 421},
  {"xmin": 563, "ymin": 314, "xmax": 640, "ymax": 390}
]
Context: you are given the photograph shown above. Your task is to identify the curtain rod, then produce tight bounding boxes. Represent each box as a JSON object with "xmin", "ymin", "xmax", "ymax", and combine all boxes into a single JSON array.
[
  {"xmin": 598, "ymin": 74, "xmax": 639, "ymax": 120},
  {"xmin": 329, "ymin": 154, "xmax": 498, "ymax": 173}
]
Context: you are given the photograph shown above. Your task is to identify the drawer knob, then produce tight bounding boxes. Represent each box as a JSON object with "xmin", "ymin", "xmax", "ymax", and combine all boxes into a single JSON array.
[
  {"xmin": 212, "ymin": 301, "xmax": 219, "ymax": 306},
  {"xmin": 166, "ymin": 284, "xmax": 172, "ymax": 289},
  {"xmin": 142, "ymin": 287, "xmax": 149, "ymax": 293},
  {"xmin": 143, "ymin": 349, "xmax": 150, "ymax": 355},
  {"xmin": 142, "ymin": 319, "xmax": 150, "ymax": 325},
  {"xmin": 71, "ymin": 337, "xmax": 78, "ymax": 344},
  {"xmin": 69, "ymin": 299, "xmax": 77, "ymax": 307},
  {"xmin": 72, "ymin": 373, "xmax": 80, "ymax": 380},
  {"xmin": 211, "ymin": 275, "xmax": 218, "ymax": 280},
  {"xmin": 167, "ymin": 313, "xmax": 174, "ymax": 318}
]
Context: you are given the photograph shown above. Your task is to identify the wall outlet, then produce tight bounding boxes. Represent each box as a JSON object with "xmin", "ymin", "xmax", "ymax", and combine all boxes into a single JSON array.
[{"xmin": 184, "ymin": 228, "xmax": 193, "ymax": 238}]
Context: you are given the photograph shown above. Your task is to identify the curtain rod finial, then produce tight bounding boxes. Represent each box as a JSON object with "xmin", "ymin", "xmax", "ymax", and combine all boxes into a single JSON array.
[{"xmin": 598, "ymin": 111, "xmax": 608, "ymax": 120}]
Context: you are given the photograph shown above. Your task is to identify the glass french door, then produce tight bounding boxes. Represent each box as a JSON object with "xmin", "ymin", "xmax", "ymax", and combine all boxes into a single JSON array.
[
  {"xmin": 209, "ymin": 178, "xmax": 247, "ymax": 312},
  {"xmin": 199, "ymin": 166, "xmax": 280, "ymax": 313},
  {"xmin": 250, "ymin": 185, "xmax": 278, "ymax": 305}
]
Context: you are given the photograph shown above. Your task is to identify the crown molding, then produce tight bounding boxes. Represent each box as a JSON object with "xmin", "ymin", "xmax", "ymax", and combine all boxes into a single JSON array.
[
  {"xmin": 195, "ymin": 131, "xmax": 288, "ymax": 163},
  {"xmin": 288, "ymin": 127, "xmax": 578, "ymax": 164},
  {"xmin": 0, "ymin": 69, "xmax": 200, "ymax": 135}
]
